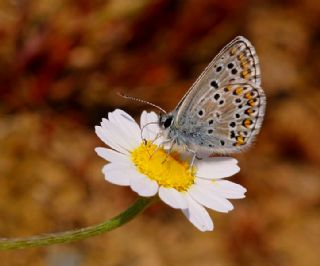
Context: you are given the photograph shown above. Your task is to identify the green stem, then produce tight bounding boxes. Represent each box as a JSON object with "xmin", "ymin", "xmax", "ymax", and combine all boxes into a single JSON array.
[{"xmin": 0, "ymin": 197, "xmax": 154, "ymax": 250}]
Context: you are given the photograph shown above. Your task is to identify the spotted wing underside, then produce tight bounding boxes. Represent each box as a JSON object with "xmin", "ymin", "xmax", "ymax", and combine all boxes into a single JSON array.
[
  {"xmin": 186, "ymin": 83, "xmax": 266, "ymax": 153},
  {"xmin": 174, "ymin": 36, "xmax": 265, "ymax": 153}
]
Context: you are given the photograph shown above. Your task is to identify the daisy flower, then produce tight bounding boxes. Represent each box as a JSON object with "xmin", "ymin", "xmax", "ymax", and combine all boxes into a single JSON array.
[{"xmin": 95, "ymin": 109, "xmax": 246, "ymax": 231}]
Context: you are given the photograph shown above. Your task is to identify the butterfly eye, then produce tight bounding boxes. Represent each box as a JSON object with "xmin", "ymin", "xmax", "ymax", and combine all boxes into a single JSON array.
[{"xmin": 163, "ymin": 116, "xmax": 173, "ymax": 128}]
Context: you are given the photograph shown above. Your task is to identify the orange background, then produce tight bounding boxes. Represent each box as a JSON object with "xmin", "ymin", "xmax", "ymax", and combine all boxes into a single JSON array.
[{"xmin": 0, "ymin": 0, "xmax": 319, "ymax": 265}]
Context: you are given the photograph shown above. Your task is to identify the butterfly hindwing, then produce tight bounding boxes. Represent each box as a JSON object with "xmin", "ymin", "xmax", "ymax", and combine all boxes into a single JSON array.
[{"xmin": 185, "ymin": 83, "xmax": 266, "ymax": 153}]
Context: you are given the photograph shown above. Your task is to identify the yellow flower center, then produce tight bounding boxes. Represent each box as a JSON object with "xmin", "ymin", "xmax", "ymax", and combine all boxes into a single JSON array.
[{"xmin": 131, "ymin": 141, "xmax": 195, "ymax": 192}]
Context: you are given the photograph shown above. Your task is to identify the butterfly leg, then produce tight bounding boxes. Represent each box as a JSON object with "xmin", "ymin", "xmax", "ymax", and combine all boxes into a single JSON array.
[
  {"xmin": 150, "ymin": 133, "xmax": 161, "ymax": 145},
  {"xmin": 190, "ymin": 152, "xmax": 197, "ymax": 169},
  {"xmin": 184, "ymin": 146, "xmax": 197, "ymax": 169},
  {"xmin": 141, "ymin": 123, "xmax": 164, "ymax": 154},
  {"xmin": 145, "ymin": 132, "xmax": 166, "ymax": 157},
  {"xmin": 149, "ymin": 132, "xmax": 169, "ymax": 147},
  {"xmin": 145, "ymin": 133, "xmax": 161, "ymax": 157},
  {"xmin": 148, "ymin": 138, "xmax": 172, "ymax": 159},
  {"xmin": 161, "ymin": 140, "xmax": 176, "ymax": 164}
]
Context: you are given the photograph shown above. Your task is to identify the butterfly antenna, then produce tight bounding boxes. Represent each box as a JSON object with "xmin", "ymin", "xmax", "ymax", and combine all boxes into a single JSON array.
[{"xmin": 117, "ymin": 92, "xmax": 167, "ymax": 114}]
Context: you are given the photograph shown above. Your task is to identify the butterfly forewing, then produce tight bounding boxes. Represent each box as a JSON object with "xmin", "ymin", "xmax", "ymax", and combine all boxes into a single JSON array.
[
  {"xmin": 176, "ymin": 36, "xmax": 261, "ymax": 118},
  {"xmin": 172, "ymin": 36, "xmax": 265, "ymax": 153}
]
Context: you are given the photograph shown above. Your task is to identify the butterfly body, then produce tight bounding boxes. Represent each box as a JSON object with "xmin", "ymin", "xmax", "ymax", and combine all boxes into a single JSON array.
[{"xmin": 159, "ymin": 36, "xmax": 266, "ymax": 155}]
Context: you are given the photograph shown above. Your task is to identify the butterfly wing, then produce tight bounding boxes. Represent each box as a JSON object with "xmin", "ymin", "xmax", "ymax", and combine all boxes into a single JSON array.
[
  {"xmin": 176, "ymin": 36, "xmax": 261, "ymax": 117},
  {"xmin": 182, "ymin": 83, "xmax": 266, "ymax": 153},
  {"xmin": 174, "ymin": 36, "xmax": 265, "ymax": 153}
]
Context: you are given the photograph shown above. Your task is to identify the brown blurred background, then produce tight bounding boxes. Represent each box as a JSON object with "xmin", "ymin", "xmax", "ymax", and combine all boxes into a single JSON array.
[{"xmin": 0, "ymin": 0, "xmax": 319, "ymax": 265}]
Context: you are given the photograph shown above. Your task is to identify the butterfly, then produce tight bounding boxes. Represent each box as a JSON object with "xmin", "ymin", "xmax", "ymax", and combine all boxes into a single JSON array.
[{"xmin": 159, "ymin": 36, "xmax": 266, "ymax": 156}]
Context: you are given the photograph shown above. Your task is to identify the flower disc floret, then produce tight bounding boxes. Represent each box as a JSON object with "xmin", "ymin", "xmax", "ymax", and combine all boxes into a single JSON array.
[{"xmin": 131, "ymin": 141, "xmax": 195, "ymax": 192}]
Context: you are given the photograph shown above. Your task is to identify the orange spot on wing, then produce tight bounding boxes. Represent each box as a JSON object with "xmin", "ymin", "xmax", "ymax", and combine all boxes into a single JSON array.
[
  {"xmin": 238, "ymin": 53, "xmax": 244, "ymax": 60},
  {"xmin": 245, "ymin": 108, "xmax": 253, "ymax": 115},
  {"xmin": 235, "ymin": 87, "xmax": 243, "ymax": 95},
  {"xmin": 243, "ymin": 119, "xmax": 252, "ymax": 128},
  {"xmin": 236, "ymin": 135, "xmax": 245, "ymax": 145},
  {"xmin": 241, "ymin": 70, "xmax": 250, "ymax": 79},
  {"xmin": 245, "ymin": 92, "xmax": 253, "ymax": 99},
  {"xmin": 240, "ymin": 61, "xmax": 248, "ymax": 68},
  {"xmin": 248, "ymin": 99, "xmax": 256, "ymax": 107}
]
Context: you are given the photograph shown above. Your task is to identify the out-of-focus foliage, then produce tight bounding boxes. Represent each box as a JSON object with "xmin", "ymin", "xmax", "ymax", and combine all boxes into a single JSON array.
[{"xmin": 0, "ymin": 0, "xmax": 319, "ymax": 265}]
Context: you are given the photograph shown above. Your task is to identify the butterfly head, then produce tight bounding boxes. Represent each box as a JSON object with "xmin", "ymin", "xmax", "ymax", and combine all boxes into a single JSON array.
[{"xmin": 159, "ymin": 113, "xmax": 174, "ymax": 130}]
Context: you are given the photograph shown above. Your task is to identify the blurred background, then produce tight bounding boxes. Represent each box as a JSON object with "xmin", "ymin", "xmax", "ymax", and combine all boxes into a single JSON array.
[{"xmin": 0, "ymin": 0, "xmax": 319, "ymax": 265}]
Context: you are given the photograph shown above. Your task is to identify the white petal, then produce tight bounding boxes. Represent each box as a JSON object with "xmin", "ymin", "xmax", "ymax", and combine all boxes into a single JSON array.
[
  {"xmin": 108, "ymin": 109, "xmax": 141, "ymax": 146},
  {"xmin": 194, "ymin": 178, "xmax": 246, "ymax": 199},
  {"xmin": 95, "ymin": 126, "xmax": 129, "ymax": 155},
  {"xmin": 101, "ymin": 118, "xmax": 138, "ymax": 151},
  {"xmin": 182, "ymin": 194, "xmax": 213, "ymax": 232},
  {"xmin": 140, "ymin": 111, "xmax": 161, "ymax": 142},
  {"xmin": 195, "ymin": 157, "xmax": 240, "ymax": 179},
  {"xmin": 188, "ymin": 181, "xmax": 234, "ymax": 213},
  {"xmin": 130, "ymin": 173, "xmax": 159, "ymax": 197},
  {"xmin": 158, "ymin": 187, "xmax": 188, "ymax": 209},
  {"xmin": 95, "ymin": 147, "xmax": 129, "ymax": 163},
  {"xmin": 102, "ymin": 163, "xmax": 136, "ymax": 186},
  {"xmin": 211, "ymin": 180, "xmax": 247, "ymax": 199}
]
